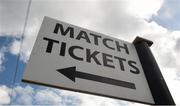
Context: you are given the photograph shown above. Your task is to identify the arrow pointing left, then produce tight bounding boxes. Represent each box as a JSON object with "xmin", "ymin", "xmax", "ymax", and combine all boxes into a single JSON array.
[{"xmin": 57, "ymin": 66, "xmax": 136, "ymax": 89}]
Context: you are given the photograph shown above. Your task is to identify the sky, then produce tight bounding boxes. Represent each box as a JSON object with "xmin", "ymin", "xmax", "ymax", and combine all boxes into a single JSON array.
[{"xmin": 0, "ymin": 0, "xmax": 180, "ymax": 105}]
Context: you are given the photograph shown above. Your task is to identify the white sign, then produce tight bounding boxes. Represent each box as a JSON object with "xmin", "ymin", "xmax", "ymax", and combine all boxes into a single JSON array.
[{"xmin": 22, "ymin": 16, "xmax": 154, "ymax": 104}]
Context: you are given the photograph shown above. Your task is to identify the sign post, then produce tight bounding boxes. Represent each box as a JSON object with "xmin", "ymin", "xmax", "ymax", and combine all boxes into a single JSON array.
[
  {"xmin": 22, "ymin": 16, "xmax": 171, "ymax": 105},
  {"xmin": 133, "ymin": 37, "xmax": 175, "ymax": 105}
]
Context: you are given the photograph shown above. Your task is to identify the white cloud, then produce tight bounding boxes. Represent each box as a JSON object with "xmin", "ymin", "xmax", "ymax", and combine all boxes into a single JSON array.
[
  {"xmin": 9, "ymin": 85, "xmax": 78, "ymax": 105},
  {"xmin": 0, "ymin": 46, "xmax": 7, "ymax": 72},
  {"xmin": 127, "ymin": 0, "xmax": 163, "ymax": 19},
  {"xmin": 0, "ymin": 85, "xmax": 11, "ymax": 105},
  {"xmin": 9, "ymin": 39, "xmax": 21, "ymax": 55},
  {"xmin": 143, "ymin": 31, "xmax": 180, "ymax": 70},
  {"xmin": 0, "ymin": 84, "xmax": 136, "ymax": 105},
  {"xmin": 34, "ymin": 88, "xmax": 62, "ymax": 104},
  {"xmin": 159, "ymin": 67, "xmax": 180, "ymax": 104},
  {"xmin": 12, "ymin": 85, "xmax": 74, "ymax": 105},
  {"xmin": 60, "ymin": 90, "xmax": 121, "ymax": 106},
  {"xmin": 0, "ymin": 0, "xmax": 29, "ymax": 36},
  {"xmin": 12, "ymin": 85, "xmax": 35, "ymax": 104}
]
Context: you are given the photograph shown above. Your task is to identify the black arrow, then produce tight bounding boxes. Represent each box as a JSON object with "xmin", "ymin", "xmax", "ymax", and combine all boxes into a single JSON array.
[{"xmin": 56, "ymin": 66, "xmax": 136, "ymax": 89}]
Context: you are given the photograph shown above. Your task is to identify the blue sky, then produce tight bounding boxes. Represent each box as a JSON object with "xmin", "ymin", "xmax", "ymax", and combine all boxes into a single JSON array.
[
  {"xmin": 0, "ymin": 0, "xmax": 180, "ymax": 105},
  {"xmin": 152, "ymin": 0, "xmax": 180, "ymax": 30}
]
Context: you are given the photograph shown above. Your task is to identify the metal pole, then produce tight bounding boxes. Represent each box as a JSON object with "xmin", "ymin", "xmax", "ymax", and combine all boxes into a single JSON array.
[{"xmin": 133, "ymin": 36, "xmax": 175, "ymax": 105}]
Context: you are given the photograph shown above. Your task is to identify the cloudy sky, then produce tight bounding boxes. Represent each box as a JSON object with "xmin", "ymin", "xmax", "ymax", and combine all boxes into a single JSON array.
[{"xmin": 0, "ymin": 0, "xmax": 180, "ymax": 105}]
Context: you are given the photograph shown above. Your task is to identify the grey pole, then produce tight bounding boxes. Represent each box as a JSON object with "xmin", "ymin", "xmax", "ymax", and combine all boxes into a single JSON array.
[{"xmin": 133, "ymin": 36, "xmax": 175, "ymax": 105}]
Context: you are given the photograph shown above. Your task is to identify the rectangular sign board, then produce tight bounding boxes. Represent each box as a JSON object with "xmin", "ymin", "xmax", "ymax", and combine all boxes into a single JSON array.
[{"xmin": 22, "ymin": 16, "xmax": 155, "ymax": 104}]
